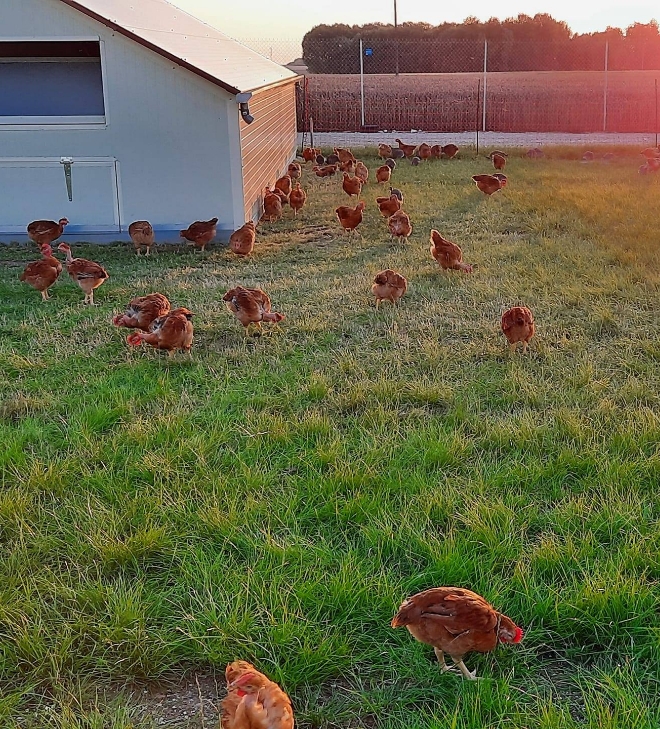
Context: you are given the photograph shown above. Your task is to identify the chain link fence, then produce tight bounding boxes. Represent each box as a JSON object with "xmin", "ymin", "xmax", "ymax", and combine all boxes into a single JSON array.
[{"xmin": 283, "ymin": 38, "xmax": 660, "ymax": 134}]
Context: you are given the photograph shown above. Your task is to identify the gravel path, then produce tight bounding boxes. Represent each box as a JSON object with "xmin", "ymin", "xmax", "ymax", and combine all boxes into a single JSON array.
[{"xmin": 298, "ymin": 131, "xmax": 657, "ymax": 148}]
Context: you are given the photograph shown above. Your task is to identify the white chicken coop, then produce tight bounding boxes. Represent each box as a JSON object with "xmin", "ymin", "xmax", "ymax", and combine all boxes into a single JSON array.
[{"xmin": 0, "ymin": 0, "xmax": 299, "ymax": 242}]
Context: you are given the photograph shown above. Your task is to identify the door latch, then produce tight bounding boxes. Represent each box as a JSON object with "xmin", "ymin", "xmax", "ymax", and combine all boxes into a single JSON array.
[{"xmin": 60, "ymin": 157, "xmax": 74, "ymax": 202}]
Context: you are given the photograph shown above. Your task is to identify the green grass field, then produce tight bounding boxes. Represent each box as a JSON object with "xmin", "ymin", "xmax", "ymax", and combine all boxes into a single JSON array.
[{"xmin": 2, "ymin": 148, "xmax": 660, "ymax": 728}]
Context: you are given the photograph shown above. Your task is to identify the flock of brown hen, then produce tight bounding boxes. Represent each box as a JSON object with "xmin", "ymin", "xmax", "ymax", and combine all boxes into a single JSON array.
[
  {"xmin": 16, "ymin": 142, "xmax": 547, "ymax": 727},
  {"xmin": 305, "ymin": 139, "xmax": 532, "ymax": 353},
  {"xmin": 19, "ymin": 139, "xmax": 537, "ymax": 358}
]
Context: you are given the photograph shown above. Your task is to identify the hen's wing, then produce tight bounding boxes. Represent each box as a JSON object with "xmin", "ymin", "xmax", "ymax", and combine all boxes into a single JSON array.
[{"xmin": 393, "ymin": 587, "xmax": 498, "ymax": 634}]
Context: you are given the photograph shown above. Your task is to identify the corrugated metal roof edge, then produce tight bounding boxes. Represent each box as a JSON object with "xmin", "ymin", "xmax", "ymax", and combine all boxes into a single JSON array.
[
  {"xmin": 248, "ymin": 75, "xmax": 301, "ymax": 95},
  {"xmin": 58, "ymin": 0, "xmax": 288, "ymax": 96}
]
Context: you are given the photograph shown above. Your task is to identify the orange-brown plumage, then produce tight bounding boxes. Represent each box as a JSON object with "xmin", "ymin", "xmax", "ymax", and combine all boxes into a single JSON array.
[
  {"xmin": 126, "ymin": 308, "xmax": 194, "ymax": 356},
  {"xmin": 57, "ymin": 243, "xmax": 109, "ymax": 305},
  {"xmin": 371, "ymin": 269, "xmax": 407, "ymax": 308},
  {"xmin": 312, "ymin": 164, "xmax": 339, "ymax": 179},
  {"xmin": 230, "ymin": 221, "xmax": 257, "ymax": 256},
  {"xmin": 223, "ymin": 286, "xmax": 284, "ymax": 334},
  {"xmin": 472, "ymin": 174, "xmax": 506, "ymax": 196},
  {"xmin": 263, "ymin": 190, "xmax": 283, "ymax": 222},
  {"xmin": 180, "ymin": 218, "xmax": 218, "ymax": 251},
  {"xmin": 441, "ymin": 144, "xmax": 459, "ymax": 159},
  {"xmin": 355, "ymin": 161, "xmax": 369, "ymax": 184},
  {"xmin": 388, "ymin": 210, "xmax": 412, "ymax": 242},
  {"xmin": 391, "ymin": 586, "xmax": 524, "ymax": 680},
  {"xmin": 377, "ymin": 194, "xmax": 401, "ymax": 217},
  {"xmin": 335, "ymin": 201, "xmax": 365, "ymax": 234},
  {"xmin": 27, "ymin": 218, "xmax": 69, "ymax": 247},
  {"xmin": 416, "ymin": 143, "xmax": 432, "ymax": 160},
  {"xmin": 490, "ymin": 151, "xmax": 507, "ymax": 170},
  {"xmin": 430, "ymin": 230, "xmax": 473, "ymax": 273},
  {"xmin": 501, "ymin": 306, "xmax": 535, "ymax": 353},
  {"xmin": 221, "ymin": 664, "xmax": 294, "ymax": 729},
  {"xmin": 289, "ymin": 183, "xmax": 307, "ymax": 217},
  {"xmin": 378, "ymin": 143, "xmax": 393, "ymax": 159},
  {"xmin": 376, "ymin": 165, "xmax": 392, "ymax": 184},
  {"xmin": 129, "ymin": 221, "xmax": 155, "ymax": 256},
  {"xmin": 342, "ymin": 173, "xmax": 362, "ymax": 197},
  {"xmin": 113, "ymin": 293, "xmax": 171, "ymax": 331},
  {"xmin": 287, "ymin": 162, "xmax": 302, "ymax": 180},
  {"xmin": 302, "ymin": 147, "xmax": 319, "ymax": 162},
  {"xmin": 334, "ymin": 147, "xmax": 355, "ymax": 164},
  {"xmin": 395, "ymin": 139, "xmax": 417, "ymax": 157},
  {"xmin": 275, "ymin": 175, "xmax": 292, "ymax": 198},
  {"xmin": 430, "ymin": 144, "xmax": 442, "ymax": 159},
  {"xmin": 19, "ymin": 244, "xmax": 62, "ymax": 301}
]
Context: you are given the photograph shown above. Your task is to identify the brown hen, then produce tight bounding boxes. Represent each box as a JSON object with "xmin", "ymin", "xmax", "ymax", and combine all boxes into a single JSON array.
[
  {"xmin": 289, "ymin": 183, "xmax": 307, "ymax": 217},
  {"xmin": 335, "ymin": 202, "xmax": 365, "ymax": 236},
  {"xmin": 342, "ymin": 173, "xmax": 362, "ymax": 198},
  {"xmin": 223, "ymin": 286, "xmax": 284, "ymax": 335},
  {"xmin": 472, "ymin": 174, "xmax": 506, "ymax": 196},
  {"xmin": 371, "ymin": 269, "xmax": 407, "ymax": 308},
  {"xmin": 222, "ymin": 666, "xmax": 294, "ymax": 729},
  {"xmin": 230, "ymin": 221, "xmax": 257, "ymax": 256},
  {"xmin": 113, "ymin": 293, "xmax": 171, "ymax": 331},
  {"xmin": 501, "ymin": 306, "xmax": 535, "ymax": 353},
  {"xmin": 27, "ymin": 218, "xmax": 69, "ymax": 247},
  {"xmin": 20, "ymin": 244, "xmax": 62, "ymax": 301},
  {"xmin": 180, "ymin": 218, "xmax": 218, "ymax": 252},
  {"xmin": 377, "ymin": 194, "xmax": 401, "ymax": 218},
  {"xmin": 388, "ymin": 210, "xmax": 412, "ymax": 242},
  {"xmin": 57, "ymin": 243, "xmax": 109, "ymax": 305},
  {"xmin": 430, "ymin": 230, "xmax": 473, "ymax": 273},
  {"xmin": 395, "ymin": 139, "xmax": 417, "ymax": 157},
  {"xmin": 392, "ymin": 586, "xmax": 524, "ymax": 680},
  {"xmin": 376, "ymin": 165, "xmax": 392, "ymax": 184},
  {"xmin": 127, "ymin": 308, "xmax": 194, "ymax": 356},
  {"xmin": 128, "ymin": 221, "xmax": 155, "ymax": 256}
]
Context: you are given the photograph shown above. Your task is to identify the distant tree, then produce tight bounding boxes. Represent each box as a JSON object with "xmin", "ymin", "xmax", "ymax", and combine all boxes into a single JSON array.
[{"xmin": 301, "ymin": 15, "xmax": 660, "ymax": 73}]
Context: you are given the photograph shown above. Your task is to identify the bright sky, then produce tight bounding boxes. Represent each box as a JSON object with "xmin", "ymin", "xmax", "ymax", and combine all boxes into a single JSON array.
[{"xmin": 174, "ymin": 0, "xmax": 658, "ymax": 39}]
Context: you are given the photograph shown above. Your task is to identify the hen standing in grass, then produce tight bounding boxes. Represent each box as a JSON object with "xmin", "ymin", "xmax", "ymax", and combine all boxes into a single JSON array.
[
  {"xmin": 371, "ymin": 269, "xmax": 407, "ymax": 308},
  {"xmin": 129, "ymin": 221, "xmax": 155, "ymax": 256},
  {"xmin": 180, "ymin": 218, "xmax": 218, "ymax": 252},
  {"xmin": 57, "ymin": 243, "xmax": 109, "ymax": 305},
  {"xmin": 501, "ymin": 306, "xmax": 535, "ymax": 353},
  {"xmin": 430, "ymin": 230, "xmax": 473, "ymax": 273},
  {"xmin": 230, "ymin": 222, "xmax": 257, "ymax": 256},
  {"xmin": 20, "ymin": 244, "xmax": 62, "ymax": 301},
  {"xmin": 223, "ymin": 286, "xmax": 284, "ymax": 336},
  {"xmin": 392, "ymin": 586, "xmax": 524, "ymax": 680}
]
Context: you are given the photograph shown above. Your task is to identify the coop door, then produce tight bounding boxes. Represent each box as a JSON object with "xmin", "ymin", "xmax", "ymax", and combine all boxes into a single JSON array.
[{"xmin": 0, "ymin": 157, "xmax": 120, "ymax": 232}]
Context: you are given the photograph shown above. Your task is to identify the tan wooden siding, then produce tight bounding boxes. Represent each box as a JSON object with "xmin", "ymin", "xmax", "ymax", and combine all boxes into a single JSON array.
[{"xmin": 240, "ymin": 81, "xmax": 298, "ymax": 221}]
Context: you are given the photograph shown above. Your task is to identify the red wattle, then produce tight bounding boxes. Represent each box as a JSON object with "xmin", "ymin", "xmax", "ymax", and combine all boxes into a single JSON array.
[
  {"xmin": 513, "ymin": 627, "xmax": 524, "ymax": 643},
  {"xmin": 236, "ymin": 689, "xmax": 247, "ymax": 697}
]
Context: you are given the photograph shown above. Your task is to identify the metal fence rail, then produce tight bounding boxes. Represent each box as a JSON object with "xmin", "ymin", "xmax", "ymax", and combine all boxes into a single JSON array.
[{"xmin": 284, "ymin": 39, "xmax": 660, "ymax": 134}]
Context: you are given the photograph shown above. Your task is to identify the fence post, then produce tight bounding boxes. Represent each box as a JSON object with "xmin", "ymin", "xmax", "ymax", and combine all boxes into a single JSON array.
[
  {"xmin": 359, "ymin": 38, "xmax": 365, "ymax": 128},
  {"xmin": 603, "ymin": 41, "xmax": 609, "ymax": 132},
  {"xmin": 482, "ymin": 40, "xmax": 488, "ymax": 133}
]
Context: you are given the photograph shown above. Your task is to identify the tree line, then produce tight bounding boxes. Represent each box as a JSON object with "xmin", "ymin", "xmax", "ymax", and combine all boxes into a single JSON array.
[{"xmin": 301, "ymin": 15, "xmax": 660, "ymax": 74}]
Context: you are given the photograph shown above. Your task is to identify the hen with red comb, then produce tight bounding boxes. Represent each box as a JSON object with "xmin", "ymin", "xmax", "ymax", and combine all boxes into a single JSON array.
[{"xmin": 391, "ymin": 586, "xmax": 523, "ymax": 680}]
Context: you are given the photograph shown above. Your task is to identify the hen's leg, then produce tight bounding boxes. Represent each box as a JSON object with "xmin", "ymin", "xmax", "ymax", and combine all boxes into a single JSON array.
[
  {"xmin": 433, "ymin": 648, "xmax": 452, "ymax": 673},
  {"xmin": 509, "ymin": 342, "xmax": 517, "ymax": 354},
  {"xmin": 375, "ymin": 299, "xmax": 380, "ymax": 310},
  {"xmin": 41, "ymin": 290, "xmax": 49, "ymax": 301},
  {"xmin": 454, "ymin": 658, "xmax": 477, "ymax": 680},
  {"xmin": 522, "ymin": 341, "xmax": 529, "ymax": 354}
]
